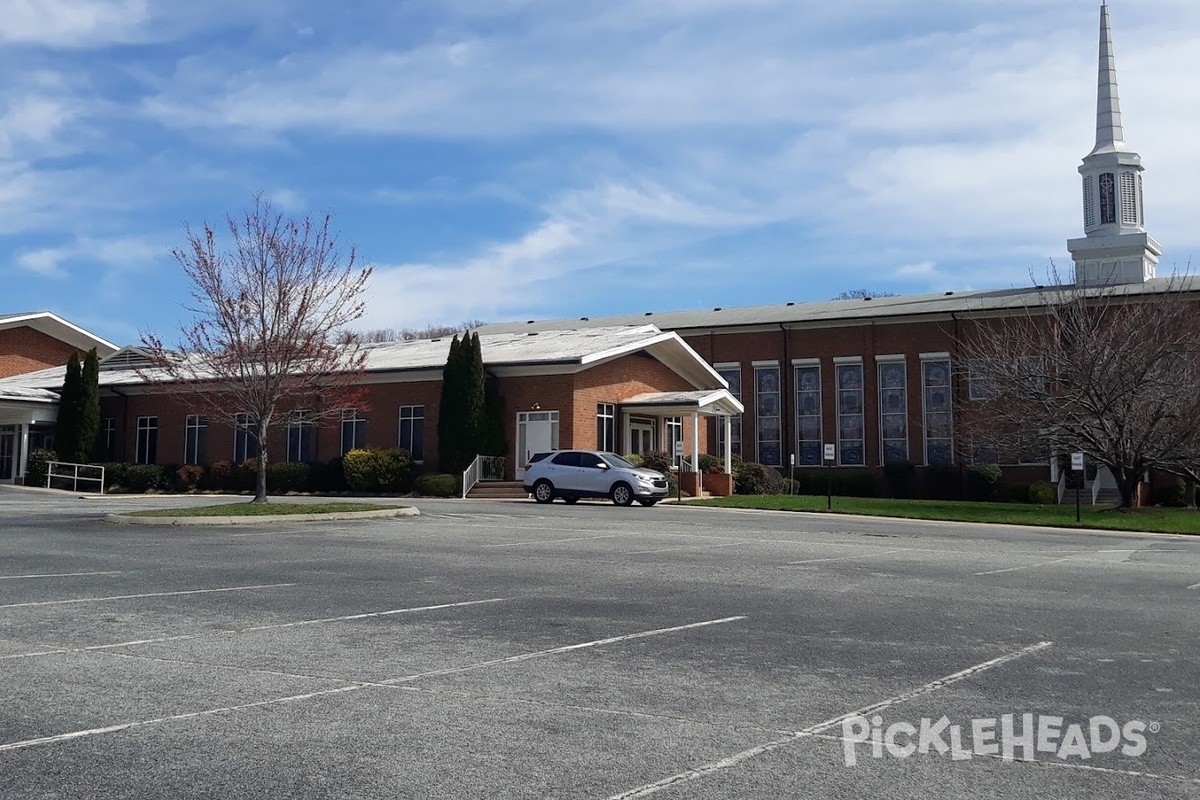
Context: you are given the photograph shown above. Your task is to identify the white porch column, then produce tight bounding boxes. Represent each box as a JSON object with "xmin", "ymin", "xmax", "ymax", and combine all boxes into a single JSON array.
[
  {"xmin": 723, "ymin": 415, "xmax": 732, "ymax": 473},
  {"xmin": 691, "ymin": 412, "xmax": 700, "ymax": 472},
  {"xmin": 17, "ymin": 423, "xmax": 29, "ymax": 480}
]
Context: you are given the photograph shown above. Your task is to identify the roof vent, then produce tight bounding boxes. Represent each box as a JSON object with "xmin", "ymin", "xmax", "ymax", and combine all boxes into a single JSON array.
[
  {"xmin": 526, "ymin": 320, "xmax": 535, "ymax": 324},
  {"xmin": 944, "ymin": 291, "xmax": 954, "ymax": 296},
  {"xmin": 863, "ymin": 297, "xmax": 873, "ymax": 301},
  {"xmin": 528, "ymin": 331, "xmax": 539, "ymax": 336},
  {"xmin": 431, "ymin": 338, "xmax": 442, "ymax": 343},
  {"xmin": 786, "ymin": 302, "xmax": 795, "ymax": 306},
  {"xmin": 580, "ymin": 317, "xmax": 589, "ymax": 321},
  {"xmin": 644, "ymin": 312, "xmax": 653, "ymax": 316},
  {"xmin": 713, "ymin": 307, "xmax": 722, "ymax": 311}
]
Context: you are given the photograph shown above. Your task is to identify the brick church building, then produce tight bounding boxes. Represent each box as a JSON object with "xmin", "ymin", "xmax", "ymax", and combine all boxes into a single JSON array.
[{"xmin": 0, "ymin": 4, "xmax": 1191, "ymax": 502}]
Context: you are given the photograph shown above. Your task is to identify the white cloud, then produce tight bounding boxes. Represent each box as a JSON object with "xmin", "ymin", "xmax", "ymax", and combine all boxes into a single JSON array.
[
  {"xmin": 0, "ymin": 0, "xmax": 151, "ymax": 47},
  {"xmin": 14, "ymin": 234, "xmax": 162, "ymax": 280}
]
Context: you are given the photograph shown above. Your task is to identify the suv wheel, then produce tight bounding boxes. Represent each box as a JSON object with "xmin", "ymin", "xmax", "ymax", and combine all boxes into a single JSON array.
[
  {"xmin": 610, "ymin": 482, "xmax": 634, "ymax": 507},
  {"xmin": 533, "ymin": 480, "xmax": 555, "ymax": 504}
]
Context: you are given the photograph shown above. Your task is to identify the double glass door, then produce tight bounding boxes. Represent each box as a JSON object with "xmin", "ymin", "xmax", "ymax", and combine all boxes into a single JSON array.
[{"xmin": 0, "ymin": 427, "xmax": 15, "ymax": 482}]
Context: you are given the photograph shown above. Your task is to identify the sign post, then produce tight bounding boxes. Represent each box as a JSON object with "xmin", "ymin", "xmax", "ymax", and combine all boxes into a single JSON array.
[
  {"xmin": 789, "ymin": 452, "xmax": 795, "ymax": 496},
  {"xmin": 823, "ymin": 444, "xmax": 836, "ymax": 510},
  {"xmin": 1071, "ymin": 452, "xmax": 1085, "ymax": 523},
  {"xmin": 674, "ymin": 440, "xmax": 684, "ymax": 502}
]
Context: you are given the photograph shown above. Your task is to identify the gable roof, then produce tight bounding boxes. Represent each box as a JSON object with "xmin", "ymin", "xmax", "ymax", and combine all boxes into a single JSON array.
[
  {"xmin": 0, "ymin": 312, "xmax": 118, "ymax": 356},
  {"xmin": 0, "ymin": 324, "xmax": 728, "ymax": 396}
]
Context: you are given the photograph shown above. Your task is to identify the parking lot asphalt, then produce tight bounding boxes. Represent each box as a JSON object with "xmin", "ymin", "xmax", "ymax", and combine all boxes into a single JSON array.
[{"xmin": 1, "ymin": 488, "xmax": 1198, "ymax": 799}]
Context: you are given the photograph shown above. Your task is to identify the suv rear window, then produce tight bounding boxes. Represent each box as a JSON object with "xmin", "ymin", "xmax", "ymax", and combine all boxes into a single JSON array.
[
  {"xmin": 528, "ymin": 452, "xmax": 552, "ymax": 464},
  {"xmin": 550, "ymin": 451, "xmax": 581, "ymax": 467}
]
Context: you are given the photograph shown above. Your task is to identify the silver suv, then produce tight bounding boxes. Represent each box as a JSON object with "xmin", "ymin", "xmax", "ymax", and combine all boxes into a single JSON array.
[{"xmin": 522, "ymin": 450, "xmax": 669, "ymax": 506}]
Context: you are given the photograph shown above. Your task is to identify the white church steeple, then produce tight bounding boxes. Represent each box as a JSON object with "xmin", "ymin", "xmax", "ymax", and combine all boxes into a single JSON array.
[{"xmin": 1068, "ymin": 3, "xmax": 1161, "ymax": 286}]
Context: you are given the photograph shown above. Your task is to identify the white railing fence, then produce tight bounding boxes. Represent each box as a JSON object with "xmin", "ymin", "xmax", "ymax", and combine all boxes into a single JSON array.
[
  {"xmin": 461, "ymin": 455, "xmax": 508, "ymax": 498},
  {"xmin": 45, "ymin": 461, "xmax": 105, "ymax": 494}
]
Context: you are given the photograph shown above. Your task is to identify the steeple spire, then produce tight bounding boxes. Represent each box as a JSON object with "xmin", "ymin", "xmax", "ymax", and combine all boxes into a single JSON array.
[
  {"xmin": 1068, "ymin": 3, "xmax": 1160, "ymax": 287},
  {"xmin": 1092, "ymin": 3, "xmax": 1126, "ymax": 154}
]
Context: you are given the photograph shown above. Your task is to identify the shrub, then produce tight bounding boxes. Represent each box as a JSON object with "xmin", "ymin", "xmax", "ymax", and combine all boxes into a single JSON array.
[
  {"xmin": 883, "ymin": 460, "xmax": 915, "ymax": 498},
  {"xmin": 622, "ymin": 453, "xmax": 644, "ymax": 468},
  {"xmin": 1028, "ymin": 480, "xmax": 1056, "ymax": 505},
  {"xmin": 176, "ymin": 465, "xmax": 205, "ymax": 492},
  {"xmin": 240, "ymin": 459, "xmax": 260, "ymax": 491},
  {"xmin": 1005, "ymin": 482, "xmax": 1032, "ymax": 503},
  {"xmin": 124, "ymin": 464, "xmax": 165, "ymax": 493},
  {"xmin": 309, "ymin": 457, "xmax": 347, "ymax": 492},
  {"xmin": 924, "ymin": 463, "xmax": 960, "ymax": 500},
  {"xmin": 26, "ymin": 448, "xmax": 56, "ymax": 487},
  {"xmin": 640, "ymin": 451, "xmax": 672, "ymax": 475},
  {"xmin": 1161, "ymin": 478, "xmax": 1188, "ymax": 508},
  {"xmin": 267, "ymin": 461, "xmax": 311, "ymax": 493},
  {"xmin": 158, "ymin": 463, "xmax": 181, "ymax": 491},
  {"xmin": 733, "ymin": 461, "xmax": 776, "ymax": 494},
  {"xmin": 342, "ymin": 447, "xmax": 413, "ymax": 492},
  {"xmin": 413, "ymin": 472, "xmax": 458, "ymax": 497},
  {"xmin": 206, "ymin": 460, "xmax": 239, "ymax": 491},
  {"xmin": 92, "ymin": 462, "xmax": 127, "ymax": 490},
  {"xmin": 840, "ymin": 471, "xmax": 876, "ymax": 498},
  {"xmin": 697, "ymin": 453, "xmax": 722, "ymax": 474},
  {"xmin": 964, "ymin": 463, "xmax": 1003, "ymax": 501}
]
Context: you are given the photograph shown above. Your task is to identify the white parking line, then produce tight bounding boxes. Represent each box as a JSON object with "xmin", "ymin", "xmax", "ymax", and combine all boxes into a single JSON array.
[
  {"xmin": 380, "ymin": 615, "xmax": 747, "ymax": 685},
  {"xmin": 605, "ymin": 640, "xmax": 1053, "ymax": 798},
  {"xmin": 0, "ymin": 583, "xmax": 295, "ymax": 610},
  {"xmin": 786, "ymin": 547, "xmax": 911, "ymax": 566},
  {"xmin": 0, "ymin": 597, "xmax": 511, "ymax": 661},
  {"xmin": 623, "ymin": 542, "xmax": 745, "ymax": 556},
  {"xmin": 975, "ymin": 557, "xmax": 1075, "ymax": 576},
  {"xmin": 1188, "ymin": 582, "xmax": 1200, "ymax": 590},
  {"xmin": 0, "ymin": 571, "xmax": 122, "ymax": 581},
  {"xmin": 482, "ymin": 532, "xmax": 639, "ymax": 548},
  {"xmin": 0, "ymin": 615, "xmax": 747, "ymax": 753}
]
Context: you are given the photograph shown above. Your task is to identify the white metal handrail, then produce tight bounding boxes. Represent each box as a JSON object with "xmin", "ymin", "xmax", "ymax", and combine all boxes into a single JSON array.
[
  {"xmin": 462, "ymin": 457, "xmax": 481, "ymax": 499},
  {"xmin": 45, "ymin": 461, "xmax": 105, "ymax": 494},
  {"xmin": 462, "ymin": 455, "xmax": 508, "ymax": 498}
]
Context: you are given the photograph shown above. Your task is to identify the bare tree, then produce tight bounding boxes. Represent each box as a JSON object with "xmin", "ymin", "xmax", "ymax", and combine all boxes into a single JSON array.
[
  {"xmin": 959, "ymin": 272, "xmax": 1200, "ymax": 508},
  {"xmin": 833, "ymin": 289, "xmax": 899, "ymax": 300},
  {"xmin": 342, "ymin": 320, "xmax": 486, "ymax": 344},
  {"xmin": 141, "ymin": 196, "xmax": 373, "ymax": 503}
]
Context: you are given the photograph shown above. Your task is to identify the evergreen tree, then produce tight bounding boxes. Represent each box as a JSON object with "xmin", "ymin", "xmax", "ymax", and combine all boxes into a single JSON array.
[
  {"xmin": 437, "ymin": 335, "xmax": 464, "ymax": 472},
  {"xmin": 462, "ymin": 332, "xmax": 486, "ymax": 460},
  {"xmin": 436, "ymin": 333, "xmax": 490, "ymax": 474},
  {"xmin": 55, "ymin": 353, "xmax": 82, "ymax": 462},
  {"xmin": 79, "ymin": 348, "xmax": 101, "ymax": 462}
]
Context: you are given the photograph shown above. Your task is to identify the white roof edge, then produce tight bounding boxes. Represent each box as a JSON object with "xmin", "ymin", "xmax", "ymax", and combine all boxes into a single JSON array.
[{"xmin": 0, "ymin": 311, "xmax": 118, "ymax": 354}]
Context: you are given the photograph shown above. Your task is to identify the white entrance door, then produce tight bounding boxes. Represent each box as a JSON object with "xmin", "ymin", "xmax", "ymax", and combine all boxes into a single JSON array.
[
  {"xmin": 517, "ymin": 411, "xmax": 559, "ymax": 479},
  {"xmin": 0, "ymin": 428, "xmax": 15, "ymax": 483},
  {"xmin": 628, "ymin": 418, "xmax": 656, "ymax": 456}
]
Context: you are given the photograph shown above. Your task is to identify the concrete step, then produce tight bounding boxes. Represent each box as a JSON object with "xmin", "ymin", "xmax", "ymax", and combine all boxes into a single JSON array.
[{"xmin": 467, "ymin": 481, "xmax": 528, "ymax": 500}]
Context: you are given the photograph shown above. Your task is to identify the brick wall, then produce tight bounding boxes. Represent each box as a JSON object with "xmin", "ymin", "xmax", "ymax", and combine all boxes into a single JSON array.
[
  {"xmin": 682, "ymin": 317, "xmax": 1052, "ymax": 479},
  {"xmin": 0, "ymin": 327, "xmax": 82, "ymax": 379}
]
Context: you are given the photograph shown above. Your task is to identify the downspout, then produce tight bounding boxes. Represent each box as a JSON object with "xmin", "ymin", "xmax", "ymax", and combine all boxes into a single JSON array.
[
  {"xmin": 950, "ymin": 311, "xmax": 964, "ymax": 494},
  {"xmin": 780, "ymin": 323, "xmax": 791, "ymax": 468}
]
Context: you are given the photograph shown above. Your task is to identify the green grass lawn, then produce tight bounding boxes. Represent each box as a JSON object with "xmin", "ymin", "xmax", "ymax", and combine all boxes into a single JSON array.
[
  {"xmin": 692, "ymin": 494, "xmax": 1200, "ymax": 535},
  {"xmin": 127, "ymin": 502, "xmax": 403, "ymax": 518}
]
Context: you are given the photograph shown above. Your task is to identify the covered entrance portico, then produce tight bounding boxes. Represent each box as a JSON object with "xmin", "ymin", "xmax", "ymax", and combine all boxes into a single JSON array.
[
  {"xmin": 619, "ymin": 390, "xmax": 744, "ymax": 493},
  {"xmin": 0, "ymin": 389, "xmax": 59, "ymax": 484}
]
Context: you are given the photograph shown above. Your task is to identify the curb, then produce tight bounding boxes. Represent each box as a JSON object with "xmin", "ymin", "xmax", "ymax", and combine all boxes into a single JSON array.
[
  {"xmin": 681, "ymin": 504, "xmax": 1196, "ymax": 539},
  {"xmin": 104, "ymin": 507, "xmax": 420, "ymax": 526}
]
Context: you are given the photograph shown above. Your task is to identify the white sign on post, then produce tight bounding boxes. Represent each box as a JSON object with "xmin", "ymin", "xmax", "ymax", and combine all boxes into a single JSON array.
[
  {"xmin": 1071, "ymin": 452, "xmax": 1085, "ymax": 471},
  {"xmin": 824, "ymin": 444, "xmax": 836, "ymax": 462},
  {"xmin": 674, "ymin": 440, "xmax": 684, "ymax": 456}
]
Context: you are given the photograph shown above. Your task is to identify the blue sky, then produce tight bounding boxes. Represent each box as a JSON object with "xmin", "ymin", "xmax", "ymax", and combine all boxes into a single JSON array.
[{"xmin": 3, "ymin": 1, "xmax": 1199, "ymax": 346}]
